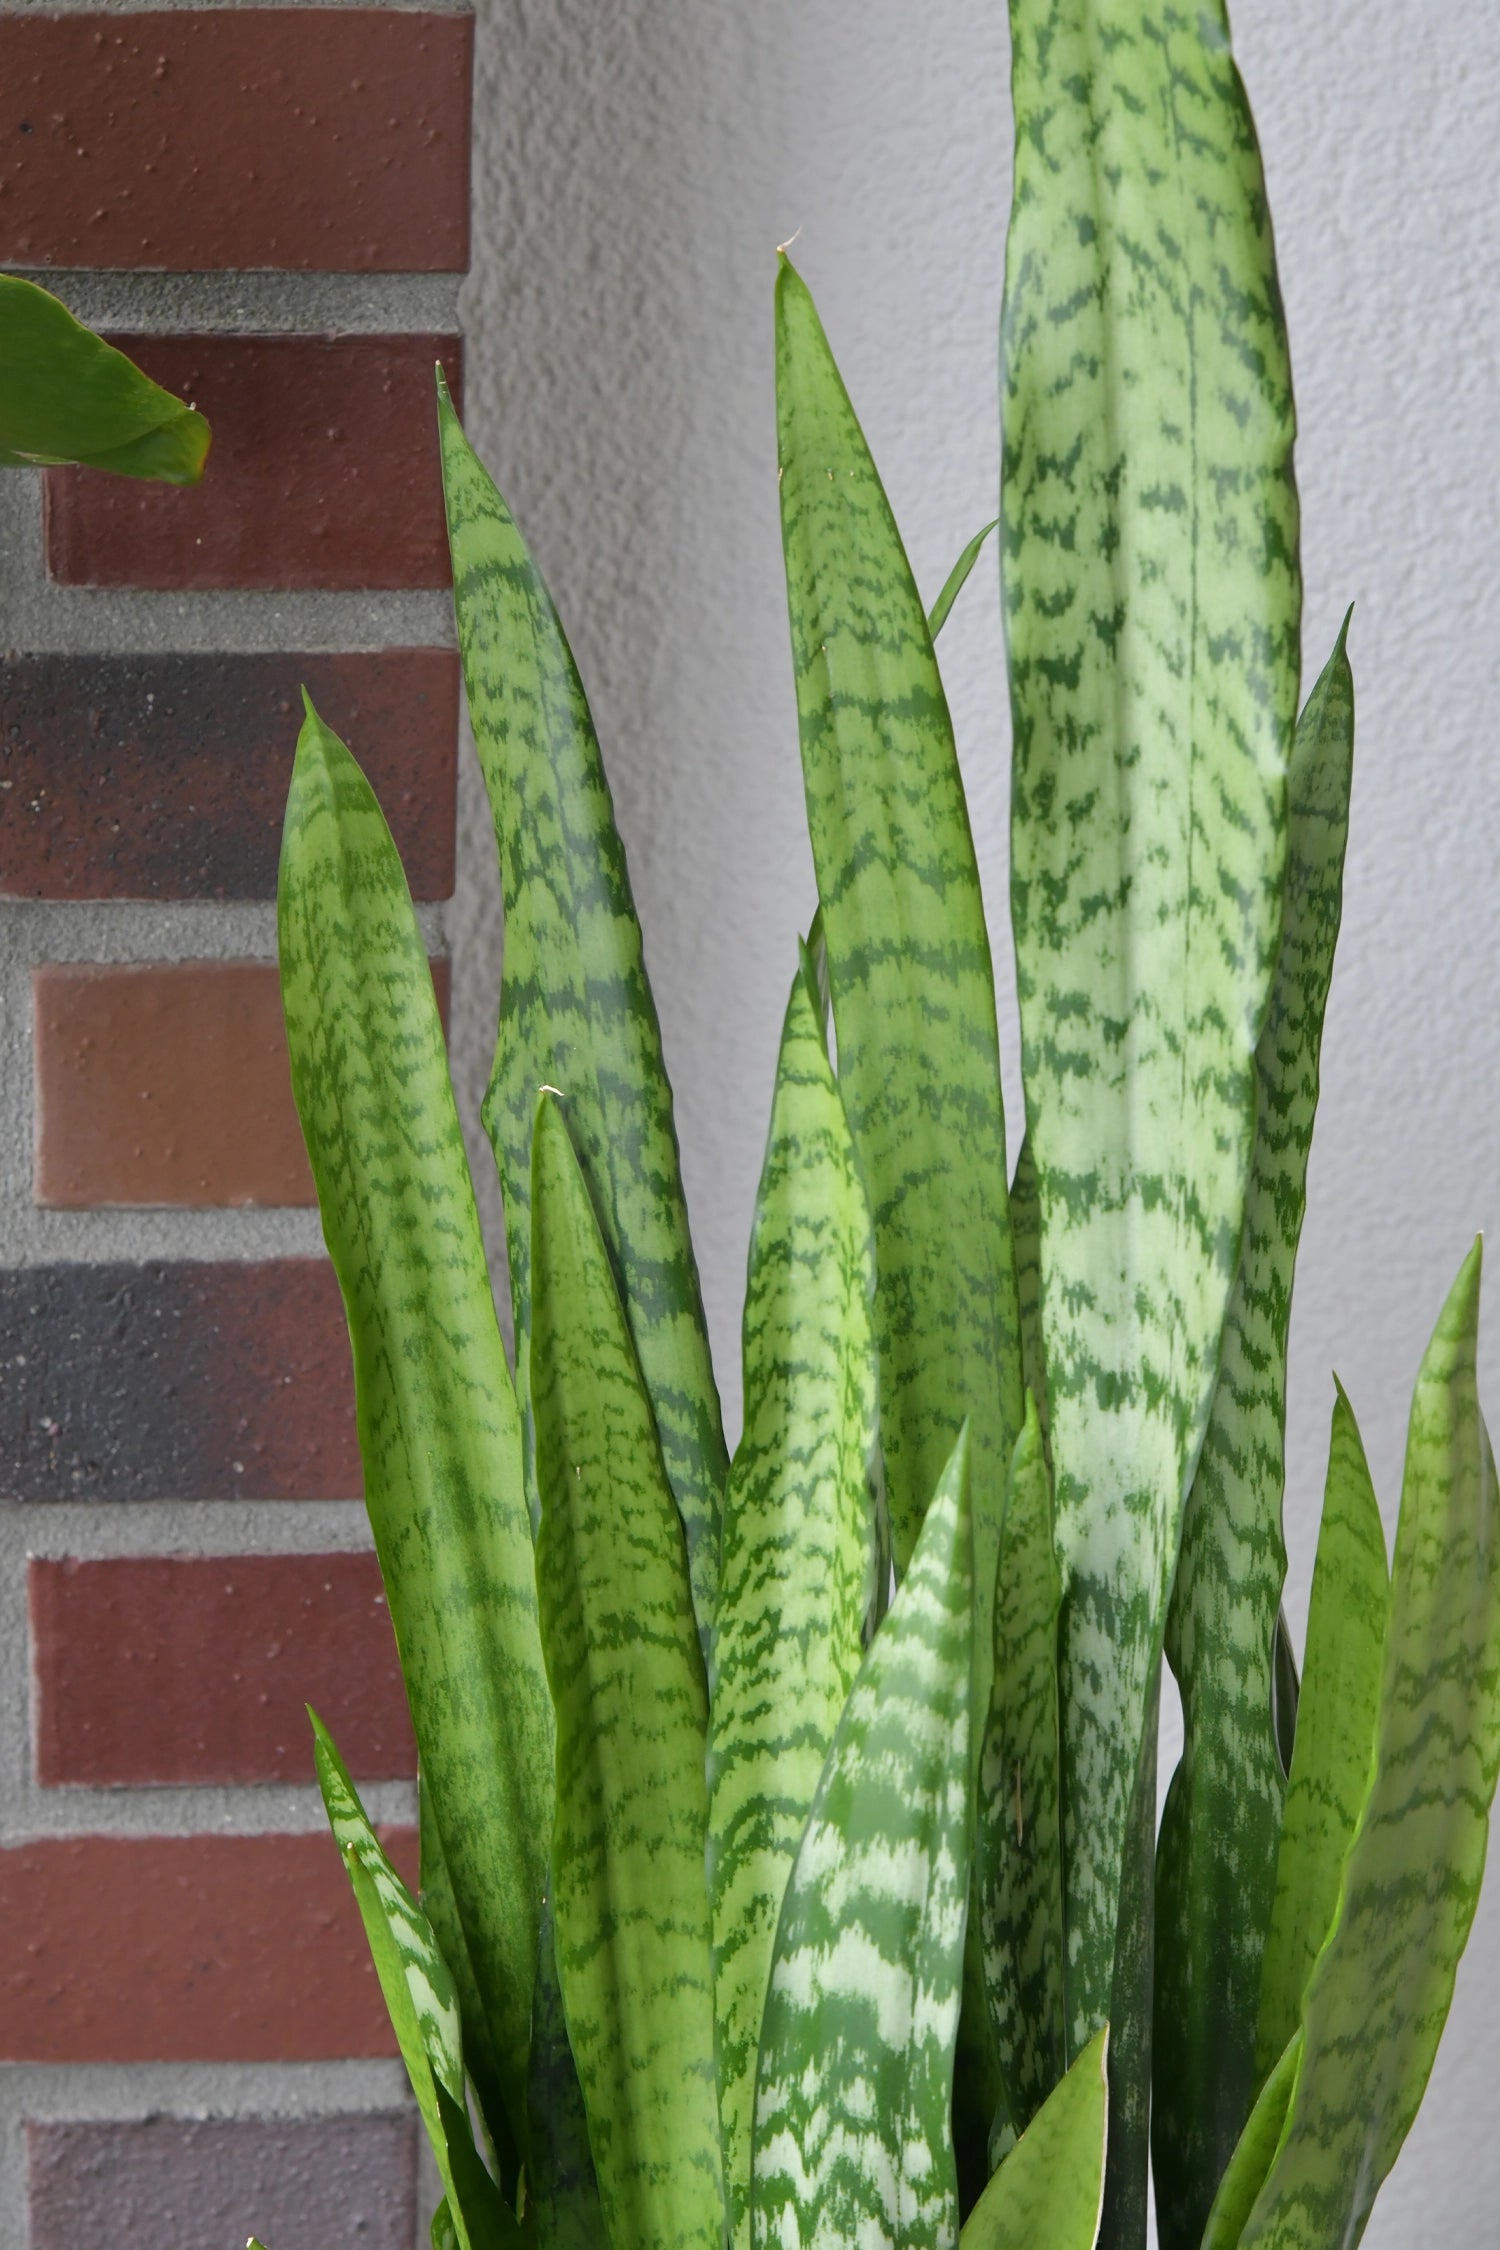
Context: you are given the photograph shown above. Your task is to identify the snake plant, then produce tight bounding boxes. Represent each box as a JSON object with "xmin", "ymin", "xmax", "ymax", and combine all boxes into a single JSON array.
[{"xmin": 268, "ymin": 5, "xmax": 1498, "ymax": 2250}]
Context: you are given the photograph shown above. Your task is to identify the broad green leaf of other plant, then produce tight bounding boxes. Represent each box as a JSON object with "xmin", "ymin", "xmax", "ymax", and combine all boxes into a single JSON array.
[
  {"xmin": 437, "ymin": 376, "xmax": 726, "ymax": 1652},
  {"xmin": 1154, "ymin": 623, "xmax": 1355, "ymax": 2250},
  {"xmin": 311, "ymin": 1717, "xmax": 519, "ymax": 2250},
  {"xmin": 278, "ymin": 703, "xmax": 552, "ymax": 2175},
  {"xmin": 958, "ymin": 2026, "xmax": 1108, "ymax": 2250},
  {"xmin": 1240, "ymin": 1243, "xmax": 1500, "ymax": 2250},
  {"xmin": 752, "ymin": 1429, "xmax": 973, "ymax": 2250},
  {"xmin": 0, "ymin": 275, "xmax": 209, "ymax": 480},
  {"xmin": 708, "ymin": 943, "xmax": 884, "ymax": 2250},
  {"xmin": 530, "ymin": 1093, "xmax": 722, "ymax": 2250},
  {"xmin": 979, "ymin": 1395, "xmax": 1065, "ymax": 2131},
  {"xmin": 1256, "ymin": 1383, "xmax": 1388, "ymax": 2075},
  {"xmin": 774, "ymin": 257, "xmax": 1022, "ymax": 1634},
  {"xmin": 1000, "ymin": 0, "xmax": 1301, "ymax": 2126}
]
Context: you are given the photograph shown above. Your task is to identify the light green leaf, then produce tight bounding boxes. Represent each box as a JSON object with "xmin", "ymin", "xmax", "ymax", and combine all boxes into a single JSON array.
[
  {"xmin": 278, "ymin": 703, "xmax": 552, "ymax": 2170},
  {"xmin": 529, "ymin": 1092, "xmax": 722, "ymax": 2250},
  {"xmin": 979, "ymin": 1395, "xmax": 1064, "ymax": 2132},
  {"xmin": 311, "ymin": 1717, "xmax": 517, "ymax": 2250},
  {"xmin": 1241, "ymin": 1243, "xmax": 1500, "ymax": 2250},
  {"xmin": 1256, "ymin": 1383, "xmax": 1388, "ymax": 2075},
  {"xmin": 708, "ymin": 944, "xmax": 884, "ymax": 2250},
  {"xmin": 958, "ymin": 2026, "xmax": 1108, "ymax": 2250},
  {"xmin": 751, "ymin": 1428, "xmax": 974, "ymax": 2250},
  {"xmin": 1001, "ymin": 0, "xmax": 1301, "ymax": 2157},
  {"xmin": 1200, "ymin": 2034, "xmax": 1302, "ymax": 2250},
  {"xmin": 927, "ymin": 518, "xmax": 999, "ymax": 640},
  {"xmin": 0, "ymin": 274, "xmax": 209, "ymax": 480},
  {"xmin": 774, "ymin": 254, "xmax": 1021, "ymax": 1704},
  {"xmin": 437, "ymin": 376, "xmax": 725, "ymax": 1652},
  {"xmin": 1154, "ymin": 623, "xmax": 1355, "ymax": 2249}
]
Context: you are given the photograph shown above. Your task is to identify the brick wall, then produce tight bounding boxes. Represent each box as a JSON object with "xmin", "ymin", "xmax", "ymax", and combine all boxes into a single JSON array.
[{"xmin": 0, "ymin": 10, "xmax": 474, "ymax": 2245}]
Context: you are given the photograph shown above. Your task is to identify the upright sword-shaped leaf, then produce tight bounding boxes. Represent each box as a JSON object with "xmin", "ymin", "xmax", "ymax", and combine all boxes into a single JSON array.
[
  {"xmin": 752, "ymin": 1430, "xmax": 974, "ymax": 2250},
  {"xmin": 775, "ymin": 258, "xmax": 1022, "ymax": 1625},
  {"xmin": 439, "ymin": 378, "xmax": 727, "ymax": 1650},
  {"xmin": 1240, "ymin": 1243, "xmax": 1500, "ymax": 2250},
  {"xmin": 708, "ymin": 945, "xmax": 884, "ymax": 2250},
  {"xmin": 959, "ymin": 2028, "xmax": 1109, "ymax": 2250},
  {"xmin": 1000, "ymin": 1, "xmax": 1301, "ymax": 2170},
  {"xmin": 278, "ymin": 704, "xmax": 552, "ymax": 2170},
  {"xmin": 1153, "ymin": 625, "xmax": 1354, "ymax": 2249},
  {"xmin": 530, "ymin": 1093, "xmax": 723, "ymax": 2250}
]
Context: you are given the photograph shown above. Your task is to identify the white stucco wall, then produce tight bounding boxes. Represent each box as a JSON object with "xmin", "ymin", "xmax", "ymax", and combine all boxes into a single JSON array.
[{"xmin": 457, "ymin": 4, "xmax": 1500, "ymax": 2240}]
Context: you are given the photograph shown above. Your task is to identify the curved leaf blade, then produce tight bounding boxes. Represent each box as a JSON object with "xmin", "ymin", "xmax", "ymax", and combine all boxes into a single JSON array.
[
  {"xmin": 1241, "ymin": 1243, "xmax": 1500, "ymax": 2250},
  {"xmin": 1154, "ymin": 624, "xmax": 1356, "ymax": 2247},
  {"xmin": 0, "ymin": 275, "xmax": 209, "ymax": 481},
  {"xmin": 708, "ymin": 945, "xmax": 884, "ymax": 2250},
  {"xmin": 1200, "ymin": 2034, "xmax": 1302, "ymax": 2250},
  {"xmin": 958, "ymin": 2027, "xmax": 1108, "ymax": 2250},
  {"xmin": 1001, "ymin": 0, "xmax": 1301, "ymax": 2128},
  {"xmin": 278, "ymin": 703, "xmax": 552, "ymax": 2166},
  {"xmin": 775, "ymin": 257, "xmax": 1022, "ymax": 1626},
  {"xmin": 530, "ymin": 1093, "xmax": 722, "ymax": 2250},
  {"xmin": 927, "ymin": 518, "xmax": 999, "ymax": 641},
  {"xmin": 1256, "ymin": 1383, "xmax": 1388, "ymax": 2075},
  {"xmin": 751, "ymin": 1428, "xmax": 974, "ymax": 2250},
  {"xmin": 438, "ymin": 378, "xmax": 726, "ymax": 1650}
]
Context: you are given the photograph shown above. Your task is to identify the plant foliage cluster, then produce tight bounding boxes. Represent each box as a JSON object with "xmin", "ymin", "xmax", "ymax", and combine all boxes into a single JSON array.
[{"xmin": 262, "ymin": 7, "xmax": 1497, "ymax": 2250}]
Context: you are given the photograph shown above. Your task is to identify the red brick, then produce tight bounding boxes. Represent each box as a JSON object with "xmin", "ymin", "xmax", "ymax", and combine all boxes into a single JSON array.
[
  {"xmin": 28, "ymin": 2113, "xmax": 418, "ymax": 2250},
  {"xmin": 0, "ymin": 1260, "xmax": 359, "ymax": 1502},
  {"xmin": 33, "ymin": 957, "xmax": 451, "ymax": 1209},
  {"xmin": 31, "ymin": 1552, "xmax": 415, "ymax": 1787},
  {"xmin": 0, "ymin": 650, "xmax": 459, "ymax": 903},
  {"xmin": 44, "ymin": 334, "xmax": 463, "ymax": 591},
  {"xmin": 0, "ymin": 11, "xmax": 471, "ymax": 272},
  {"xmin": 0, "ymin": 1829, "xmax": 417, "ymax": 2061}
]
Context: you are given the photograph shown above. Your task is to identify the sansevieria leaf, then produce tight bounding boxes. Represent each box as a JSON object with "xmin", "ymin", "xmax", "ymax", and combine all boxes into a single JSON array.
[
  {"xmin": 530, "ymin": 1093, "xmax": 722, "ymax": 2250},
  {"xmin": 752, "ymin": 1428, "xmax": 973, "ymax": 2250},
  {"xmin": 1008, "ymin": 1137, "xmax": 1048, "ymax": 1461},
  {"xmin": 311, "ymin": 1717, "xmax": 518, "ymax": 2250},
  {"xmin": 528, "ymin": 1898, "xmax": 607, "ymax": 2250},
  {"xmin": 438, "ymin": 377, "xmax": 726, "ymax": 1650},
  {"xmin": 979, "ymin": 1394, "xmax": 1064, "ymax": 2132},
  {"xmin": 1154, "ymin": 624, "xmax": 1355, "ymax": 2250},
  {"xmin": 775, "ymin": 257, "xmax": 1022, "ymax": 1626},
  {"xmin": 0, "ymin": 273, "xmax": 209, "ymax": 480},
  {"xmin": 1256, "ymin": 1383, "xmax": 1388, "ymax": 2075},
  {"xmin": 959, "ymin": 2027, "xmax": 1108, "ymax": 2250},
  {"xmin": 927, "ymin": 518, "xmax": 999, "ymax": 641},
  {"xmin": 1240, "ymin": 1243, "xmax": 1500, "ymax": 2250},
  {"xmin": 1000, "ymin": 7, "xmax": 1301, "ymax": 2213},
  {"xmin": 279, "ymin": 703, "xmax": 552, "ymax": 2172},
  {"xmin": 1200, "ymin": 2034, "xmax": 1302, "ymax": 2250},
  {"xmin": 708, "ymin": 943, "xmax": 884, "ymax": 2250}
]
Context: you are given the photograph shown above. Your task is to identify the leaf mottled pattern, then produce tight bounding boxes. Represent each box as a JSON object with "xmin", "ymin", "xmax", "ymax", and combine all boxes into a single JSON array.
[{"xmin": 958, "ymin": 2028, "xmax": 1108, "ymax": 2250}]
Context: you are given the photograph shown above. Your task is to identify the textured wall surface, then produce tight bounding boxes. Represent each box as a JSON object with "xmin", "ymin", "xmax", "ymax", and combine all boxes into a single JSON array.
[{"xmin": 455, "ymin": 4, "xmax": 1500, "ymax": 2243}]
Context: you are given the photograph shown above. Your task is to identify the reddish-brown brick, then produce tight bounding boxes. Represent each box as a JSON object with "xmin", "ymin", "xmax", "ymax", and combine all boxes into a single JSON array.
[
  {"xmin": 33, "ymin": 957, "xmax": 451, "ymax": 1209},
  {"xmin": 28, "ymin": 2113, "xmax": 418, "ymax": 2250},
  {"xmin": 0, "ymin": 11, "xmax": 471, "ymax": 273},
  {"xmin": 45, "ymin": 335, "xmax": 463, "ymax": 591},
  {"xmin": 0, "ymin": 1829, "xmax": 417, "ymax": 2060},
  {"xmin": 0, "ymin": 651, "xmax": 459, "ymax": 903},
  {"xmin": 31, "ymin": 1552, "xmax": 416, "ymax": 1787},
  {"xmin": 0, "ymin": 1260, "xmax": 359, "ymax": 1502}
]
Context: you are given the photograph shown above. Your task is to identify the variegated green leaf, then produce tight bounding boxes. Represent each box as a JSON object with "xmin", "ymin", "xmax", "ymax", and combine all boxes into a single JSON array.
[
  {"xmin": 419, "ymin": 1767, "xmax": 512, "ymax": 2178},
  {"xmin": 438, "ymin": 377, "xmax": 726, "ymax": 1651},
  {"xmin": 708, "ymin": 943, "xmax": 883, "ymax": 2250},
  {"xmin": 927, "ymin": 519, "xmax": 998, "ymax": 641},
  {"xmin": 1256, "ymin": 1383, "xmax": 1388, "ymax": 2076},
  {"xmin": 1241, "ymin": 1243, "xmax": 1500, "ymax": 2250},
  {"xmin": 528, "ymin": 1896, "xmax": 607, "ymax": 2250},
  {"xmin": 958, "ymin": 2027, "xmax": 1108, "ymax": 2250},
  {"xmin": 1200, "ymin": 2034, "xmax": 1302, "ymax": 2250},
  {"xmin": 529, "ymin": 1091, "xmax": 721, "ymax": 2250},
  {"xmin": 775, "ymin": 257, "xmax": 1022, "ymax": 1634},
  {"xmin": 1154, "ymin": 625, "xmax": 1355, "ymax": 2249},
  {"xmin": 1008, "ymin": 1137, "xmax": 1047, "ymax": 1462},
  {"xmin": 979, "ymin": 1395, "xmax": 1064, "ymax": 2132},
  {"xmin": 311, "ymin": 1717, "xmax": 517, "ymax": 2250},
  {"xmin": 1001, "ymin": 0, "xmax": 1301, "ymax": 2154},
  {"xmin": 279, "ymin": 704, "xmax": 551, "ymax": 2168},
  {"xmin": 751, "ymin": 1428, "xmax": 973, "ymax": 2250}
]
